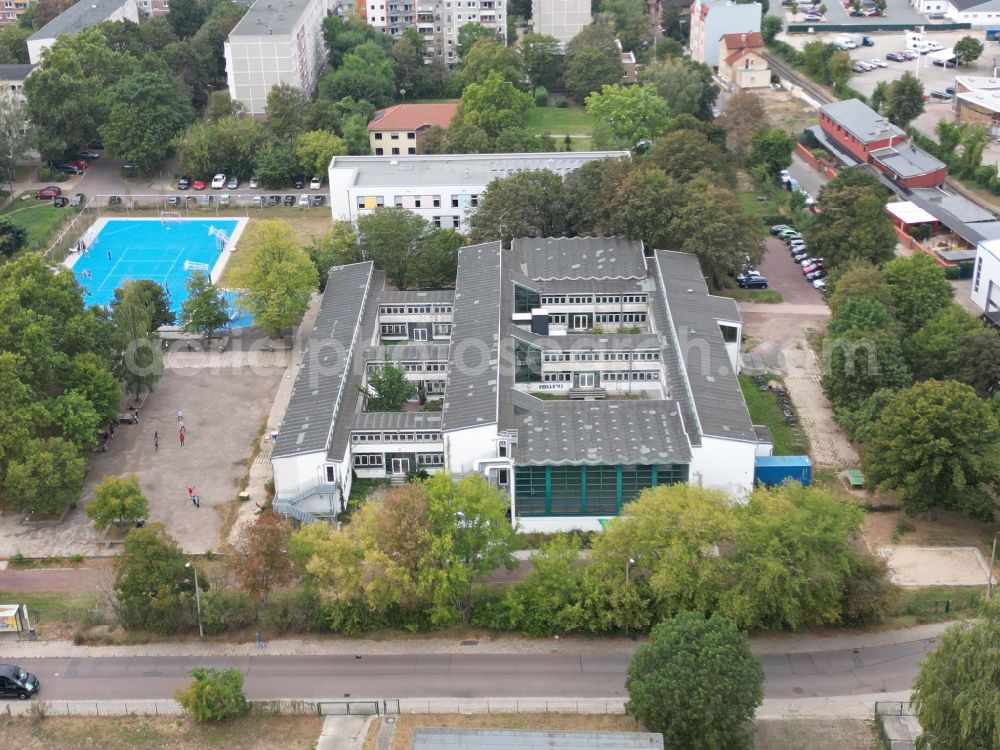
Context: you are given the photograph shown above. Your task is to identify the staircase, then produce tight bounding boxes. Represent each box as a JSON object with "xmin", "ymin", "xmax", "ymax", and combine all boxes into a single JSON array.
[{"xmin": 273, "ymin": 483, "xmax": 339, "ymax": 523}]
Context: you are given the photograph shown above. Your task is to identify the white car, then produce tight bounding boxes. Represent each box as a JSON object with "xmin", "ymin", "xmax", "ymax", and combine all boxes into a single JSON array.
[
  {"xmin": 211, "ymin": 173, "xmax": 226, "ymax": 189},
  {"xmin": 868, "ymin": 58, "xmax": 887, "ymax": 68},
  {"xmin": 309, "ymin": 177, "xmax": 322, "ymax": 190},
  {"xmin": 297, "ymin": 194, "xmax": 310, "ymax": 207},
  {"xmin": 249, "ymin": 176, "xmax": 260, "ymax": 189},
  {"xmin": 925, "ymin": 41, "xmax": 944, "ymax": 52},
  {"xmin": 813, "ymin": 278, "xmax": 828, "ymax": 290}
]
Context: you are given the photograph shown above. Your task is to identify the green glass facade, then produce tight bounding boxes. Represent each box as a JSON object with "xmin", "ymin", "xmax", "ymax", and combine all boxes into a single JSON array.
[{"xmin": 514, "ymin": 464, "xmax": 690, "ymax": 516}]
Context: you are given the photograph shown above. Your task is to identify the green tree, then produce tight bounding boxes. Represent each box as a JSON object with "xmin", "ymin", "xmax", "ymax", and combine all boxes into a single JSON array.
[
  {"xmin": 228, "ymin": 513, "xmax": 295, "ymax": 606},
  {"xmin": 86, "ymin": 474, "xmax": 148, "ymax": 531},
  {"xmin": 470, "ymin": 169, "xmax": 567, "ymax": 246},
  {"xmin": 232, "ymin": 221, "xmax": 317, "ymax": 338},
  {"xmin": 356, "ymin": 207, "xmax": 430, "ymax": 288},
  {"xmin": 882, "ymin": 253, "xmax": 954, "ymax": 334},
  {"xmin": 884, "ymin": 73, "xmax": 925, "ymax": 130},
  {"xmin": 319, "ymin": 42, "xmax": 396, "ymax": 108},
  {"xmin": 642, "ymin": 56, "xmax": 719, "ymax": 120},
  {"xmin": 586, "ymin": 84, "xmax": 669, "ymax": 150},
  {"xmin": 175, "ymin": 668, "xmax": 248, "ymax": 722},
  {"xmin": 748, "ymin": 126, "xmax": 796, "ymax": 178},
  {"xmin": 111, "ymin": 279, "xmax": 174, "ymax": 329},
  {"xmin": 456, "ymin": 21, "xmax": 495, "ymax": 58},
  {"xmin": 626, "ymin": 612, "xmax": 763, "ymax": 750},
  {"xmin": 391, "ymin": 29, "xmax": 435, "ymax": 98},
  {"xmin": 828, "ymin": 49, "xmax": 853, "ymax": 89},
  {"xmin": 0, "ymin": 25, "xmax": 30, "ymax": 64},
  {"xmin": 407, "ymin": 229, "xmax": 463, "ymax": 289},
  {"xmin": 503, "ymin": 534, "xmax": 586, "ymax": 635},
  {"xmin": 563, "ymin": 24, "xmax": 624, "ymax": 102},
  {"xmin": 903, "ymin": 304, "xmax": 980, "ymax": 381},
  {"xmin": 954, "ymin": 35, "xmax": 984, "ymax": 65},
  {"xmin": 0, "ymin": 216, "xmax": 26, "ymax": 257},
  {"xmin": 805, "ymin": 170, "xmax": 896, "ymax": 269},
  {"xmin": 822, "ymin": 328, "xmax": 911, "ymax": 408},
  {"xmin": 761, "ymin": 14, "xmax": 783, "ymax": 43},
  {"xmin": 955, "ymin": 328, "xmax": 1000, "ymax": 398},
  {"xmin": 203, "ymin": 90, "xmax": 245, "ymax": 121},
  {"xmin": 913, "ymin": 598, "xmax": 1000, "ymax": 750},
  {"xmin": 865, "ymin": 380, "xmax": 1000, "ymax": 519},
  {"xmin": 521, "ymin": 32, "xmax": 564, "ymax": 90},
  {"xmin": 309, "ymin": 222, "xmax": 361, "ymax": 291},
  {"xmin": 174, "ymin": 116, "xmax": 264, "ymax": 179},
  {"xmin": 166, "ymin": 0, "xmax": 206, "ymax": 39},
  {"xmin": 717, "ymin": 91, "xmax": 767, "ymax": 165},
  {"xmin": 341, "ymin": 112, "xmax": 372, "ymax": 155},
  {"xmin": 6, "ymin": 437, "xmax": 86, "ymax": 515},
  {"xmin": 264, "ymin": 82, "xmax": 308, "ymax": 140},
  {"xmin": 826, "ymin": 298, "xmax": 898, "ymax": 338},
  {"xmin": 252, "ymin": 139, "xmax": 297, "ymax": 188},
  {"xmin": 179, "ymin": 271, "xmax": 229, "ymax": 342},
  {"xmin": 295, "ymin": 130, "xmax": 347, "ymax": 177},
  {"xmin": 358, "ymin": 360, "xmax": 416, "ymax": 411},
  {"xmin": 47, "ymin": 390, "xmax": 101, "ymax": 452},
  {"xmin": 454, "ymin": 70, "xmax": 533, "ymax": 146},
  {"xmin": 114, "ymin": 522, "xmax": 200, "ymax": 632},
  {"xmin": 827, "ymin": 262, "xmax": 890, "ymax": 311},
  {"xmin": 603, "ymin": 0, "xmax": 653, "ymax": 52},
  {"xmin": 457, "ymin": 39, "xmax": 526, "ymax": 89},
  {"xmin": 596, "ymin": 162, "xmax": 682, "ymax": 251}
]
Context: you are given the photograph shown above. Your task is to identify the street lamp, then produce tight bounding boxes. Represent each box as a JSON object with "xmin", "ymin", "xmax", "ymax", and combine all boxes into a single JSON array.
[
  {"xmin": 624, "ymin": 557, "xmax": 636, "ymax": 637},
  {"xmin": 185, "ymin": 561, "xmax": 203, "ymax": 638},
  {"xmin": 988, "ymin": 532, "xmax": 1000, "ymax": 599}
]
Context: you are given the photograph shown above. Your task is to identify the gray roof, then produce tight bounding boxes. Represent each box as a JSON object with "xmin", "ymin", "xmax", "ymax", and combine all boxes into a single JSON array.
[
  {"xmin": 511, "ymin": 329, "xmax": 662, "ymax": 352},
  {"xmin": 820, "ymin": 99, "xmax": 905, "ymax": 145},
  {"xmin": 29, "ymin": 0, "xmax": 128, "ymax": 41},
  {"xmin": 412, "ymin": 728, "xmax": 663, "ymax": 750},
  {"xmin": 351, "ymin": 411, "xmax": 442, "ymax": 430},
  {"xmin": 534, "ymin": 278, "xmax": 651, "ymax": 294},
  {"xmin": 379, "ymin": 289, "xmax": 455, "ymax": 303},
  {"xmin": 910, "ymin": 187, "xmax": 996, "ymax": 223},
  {"xmin": 654, "ymin": 250, "xmax": 757, "ymax": 442},
  {"xmin": 329, "ymin": 152, "xmax": 630, "ymax": 189},
  {"xmin": 272, "ymin": 262, "xmax": 374, "ymax": 459},
  {"xmin": 509, "ymin": 391, "xmax": 692, "ymax": 466},
  {"xmin": 442, "ymin": 242, "xmax": 503, "ymax": 431},
  {"xmin": 363, "ymin": 343, "xmax": 450, "ymax": 362},
  {"xmin": 950, "ymin": 0, "xmax": 996, "ymax": 10},
  {"xmin": 0, "ymin": 64, "xmax": 36, "ymax": 81},
  {"xmin": 870, "ymin": 146, "xmax": 946, "ymax": 180},
  {"xmin": 229, "ymin": 0, "xmax": 316, "ymax": 37},
  {"xmin": 512, "ymin": 237, "xmax": 647, "ymax": 281}
]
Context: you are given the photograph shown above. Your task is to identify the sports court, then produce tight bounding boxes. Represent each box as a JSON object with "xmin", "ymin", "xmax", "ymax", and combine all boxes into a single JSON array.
[{"xmin": 65, "ymin": 217, "xmax": 249, "ymax": 324}]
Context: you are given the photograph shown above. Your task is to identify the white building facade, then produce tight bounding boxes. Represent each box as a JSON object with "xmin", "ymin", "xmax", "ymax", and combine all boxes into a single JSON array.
[
  {"xmin": 327, "ymin": 151, "xmax": 630, "ymax": 232},
  {"xmin": 911, "ymin": 0, "xmax": 1000, "ymax": 24},
  {"xmin": 224, "ymin": 0, "xmax": 333, "ymax": 118},
  {"xmin": 28, "ymin": 0, "xmax": 140, "ymax": 64},
  {"xmin": 531, "ymin": 0, "xmax": 590, "ymax": 44},
  {"xmin": 689, "ymin": 0, "xmax": 761, "ymax": 67},
  {"xmin": 972, "ymin": 238, "xmax": 1000, "ymax": 318}
]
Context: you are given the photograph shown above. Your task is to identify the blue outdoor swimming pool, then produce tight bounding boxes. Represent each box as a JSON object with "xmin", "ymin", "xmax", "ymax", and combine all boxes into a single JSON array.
[{"xmin": 70, "ymin": 218, "xmax": 252, "ymax": 328}]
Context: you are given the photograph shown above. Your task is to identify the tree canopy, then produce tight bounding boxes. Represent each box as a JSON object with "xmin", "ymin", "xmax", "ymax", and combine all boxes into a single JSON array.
[
  {"xmin": 179, "ymin": 271, "xmax": 229, "ymax": 341},
  {"xmin": 86, "ymin": 474, "xmax": 148, "ymax": 531}
]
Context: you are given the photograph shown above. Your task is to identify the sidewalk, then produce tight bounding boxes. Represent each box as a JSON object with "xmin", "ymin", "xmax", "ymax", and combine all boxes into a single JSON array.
[{"xmin": 0, "ymin": 622, "xmax": 955, "ymax": 660}]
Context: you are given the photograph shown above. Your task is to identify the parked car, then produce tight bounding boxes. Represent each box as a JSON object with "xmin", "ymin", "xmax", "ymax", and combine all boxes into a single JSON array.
[
  {"xmin": 813, "ymin": 278, "xmax": 829, "ymax": 290},
  {"xmin": 200, "ymin": 195, "xmax": 213, "ymax": 206},
  {"xmin": 108, "ymin": 195, "xmax": 122, "ymax": 205},
  {"xmin": 930, "ymin": 90, "xmax": 953, "ymax": 100},
  {"xmin": 267, "ymin": 195, "xmax": 280, "ymax": 207},
  {"xmin": 79, "ymin": 150, "xmax": 100, "ymax": 160},
  {"xmin": 738, "ymin": 274, "xmax": 769, "ymax": 289},
  {"xmin": 292, "ymin": 176, "xmax": 305, "ymax": 189},
  {"xmin": 800, "ymin": 257, "xmax": 823, "ymax": 267},
  {"xmin": 227, "ymin": 175, "xmax": 239, "ymax": 189},
  {"xmin": 863, "ymin": 7, "xmax": 881, "ymax": 15},
  {"xmin": 806, "ymin": 269, "xmax": 828, "ymax": 281},
  {"xmin": 69, "ymin": 192, "xmax": 85, "ymax": 207},
  {"xmin": 192, "ymin": 179, "xmax": 206, "ymax": 190},
  {"xmin": 57, "ymin": 164, "xmax": 83, "ymax": 175},
  {"xmin": 802, "ymin": 264, "xmax": 822, "ymax": 275},
  {"xmin": 297, "ymin": 194, "xmax": 310, "ymax": 207},
  {"xmin": 770, "ymin": 223, "xmax": 794, "ymax": 235},
  {"xmin": 178, "ymin": 176, "xmax": 191, "ymax": 190},
  {"xmin": 0, "ymin": 664, "xmax": 40, "ymax": 700},
  {"xmin": 849, "ymin": 9, "xmax": 864, "ymax": 15},
  {"xmin": 886, "ymin": 51, "xmax": 907, "ymax": 62},
  {"xmin": 283, "ymin": 194, "xmax": 295, "ymax": 206},
  {"xmin": 803, "ymin": 13, "xmax": 823, "ymax": 21},
  {"xmin": 249, "ymin": 176, "xmax": 260, "ymax": 189},
  {"xmin": 932, "ymin": 57, "xmax": 958, "ymax": 68},
  {"xmin": 71, "ymin": 159, "xmax": 88, "ymax": 170},
  {"xmin": 309, "ymin": 176, "xmax": 322, "ymax": 190},
  {"xmin": 926, "ymin": 41, "xmax": 944, "ymax": 52},
  {"xmin": 35, "ymin": 186, "xmax": 61, "ymax": 199},
  {"xmin": 250, "ymin": 195, "xmax": 263, "ymax": 207},
  {"xmin": 793, "ymin": 251, "xmax": 811, "ymax": 263},
  {"xmin": 167, "ymin": 195, "xmax": 181, "ymax": 206},
  {"xmin": 901, "ymin": 50, "xmax": 918, "ymax": 60},
  {"xmin": 312, "ymin": 194, "xmax": 326, "ymax": 207},
  {"xmin": 868, "ymin": 58, "xmax": 887, "ymax": 68},
  {"xmin": 946, "ymin": 85, "xmax": 956, "ymax": 95},
  {"xmin": 52, "ymin": 196, "xmax": 68, "ymax": 208},
  {"xmin": 776, "ymin": 228, "xmax": 801, "ymax": 240},
  {"xmin": 211, "ymin": 173, "xmax": 226, "ymax": 189}
]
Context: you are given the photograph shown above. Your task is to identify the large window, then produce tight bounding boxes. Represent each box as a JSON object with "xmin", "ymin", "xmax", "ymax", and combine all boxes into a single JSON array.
[
  {"xmin": 513, "ymin": 284, "xmax": 541, "ymax": 314},
  {"xmin": 515, "ymin": 464, "xmax": 690, "ymax": 516},
  {"xmin": 514, "ymin": 340, "xmax": 542, "ymax": 382}
]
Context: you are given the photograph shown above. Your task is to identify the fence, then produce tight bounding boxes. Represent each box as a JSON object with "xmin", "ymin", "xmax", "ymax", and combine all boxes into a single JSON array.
[
  {"xmin": 318, "ymin": 699, "xmax": 399, "ymax": 716},
  {"xmin": 29, "ymin": 607, "xmax": 110, "ymax": 627},
  {"xmin": 875, "ymin": 701, "xmax": 922, "ymax": 750}
]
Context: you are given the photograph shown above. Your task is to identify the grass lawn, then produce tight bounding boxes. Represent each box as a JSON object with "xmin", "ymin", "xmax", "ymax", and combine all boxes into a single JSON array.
[
  {"xmin": 885, "ymin": 585, "xmax": 982, "ymax": 629},
  {"xmin": 718, "ymin": 288, "xmax": 784, "ymax": 304},
  {"xmin": 738, "ymin": 374, "xmax": 808, "ymax": 455},
  {"xmin": 0, "ymin": 715, "xmax": 323, "ymax": 750},
  {"xmin": 2, "ymin": 191, "xmax": 71, "ymax": 250},
  {"xmin": 754, "ymin": 719, "xmax": 877, "ymax": 750},
  {"xmin": 528, "ymin": 105, "xmax": 594, "ymax": 136}
]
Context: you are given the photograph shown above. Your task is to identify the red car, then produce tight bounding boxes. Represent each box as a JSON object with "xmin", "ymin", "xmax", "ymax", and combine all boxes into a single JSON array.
[
  {"xmin": 71, "ymin": 159, "xmax": 88, "ymax": 170},
  {"xmin": 192, "ymin": 179, "xmax": 206, "ymax": 190},
  {"xmin": 35, "ymin": 186, "xmax": 61, "ymax": 199}
]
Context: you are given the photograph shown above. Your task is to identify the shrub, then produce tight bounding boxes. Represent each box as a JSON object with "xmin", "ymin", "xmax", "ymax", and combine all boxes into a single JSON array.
[
  {"xmin": 944, "ymin": 265, "xmax": 960, "ymax": 280},
  {"xmin": 534, "ymin": 86, "xmax": 548, "ymax": 107},
  {"xmin": 200, "ymin": 588, "xmax": 256, "ymax": 635},
  {"xmin": 555, "ymin": 96, "xmax": 568, "ymax": 108},
  {"xmin": 838, "ymin": 552, "xmax": 897, "ymax": 627},
  {"xmin": 908, "ymin": 224, "xmax": 931, "ymax": 242},
  {"xmin": 175, "ymin": 668, "xmax": 249, "ymax": 722},
  {"xmin": 258, "ymin": 586, "xmax": 326, "ymax": 634}
]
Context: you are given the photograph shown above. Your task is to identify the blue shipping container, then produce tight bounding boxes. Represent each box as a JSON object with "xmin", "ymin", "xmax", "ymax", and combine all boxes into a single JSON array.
[{"xmin": 754, "ymin": 455, "xmax": 812, "ymax": 487}]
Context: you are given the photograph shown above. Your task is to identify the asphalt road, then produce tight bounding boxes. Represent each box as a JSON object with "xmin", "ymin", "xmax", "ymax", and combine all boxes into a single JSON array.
[{"xmin": 14, "ymin": 638, "xmax": 937, "ymax": 701}]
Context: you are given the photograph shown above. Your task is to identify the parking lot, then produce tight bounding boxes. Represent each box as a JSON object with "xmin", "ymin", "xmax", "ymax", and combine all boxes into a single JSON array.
[{"xmin": 785, "ymin": 0, "xmax": 929, "ymax": 27}]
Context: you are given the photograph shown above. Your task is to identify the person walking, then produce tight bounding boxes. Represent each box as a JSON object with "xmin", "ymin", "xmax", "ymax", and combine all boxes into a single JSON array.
[
  {"xmin": 106, "ymin": 250, "xmax": 112, "ymax": 261},
  {"xmin": 255, "ymin": 632, "xmax": 265, "ymax": 650},
  {"xmin": 153, "ymin": 431, "xmax": 158, "ymax": 451},
  {"xmin": 177, "ymin": 409, "xmax": 183, "ymax": 422},
  {"xmin": 179, "ymin": 430, "xmax": 185, "ymax": 447},
  {"xmin": 191, "ymin": 493, "xmax": 200, "ymax": 508}
]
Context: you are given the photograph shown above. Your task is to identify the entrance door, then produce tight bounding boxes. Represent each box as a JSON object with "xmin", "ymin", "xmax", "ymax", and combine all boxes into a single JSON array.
[
  {"xmin": 391, "ymin": 458, "xmax": 410, "ymax": 475},
  {"xmin": 572, "ymin": 314, "xmax": 589, "ymax": 330},
  {"xmin": 578, "ymin": 372, "xmax": 595, "ymax": 388}
]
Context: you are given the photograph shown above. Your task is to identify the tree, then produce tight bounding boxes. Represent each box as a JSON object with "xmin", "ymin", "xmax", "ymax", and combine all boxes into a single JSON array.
[
  {"xmin": 356, "ymin": 207, "xmax": 430, "ymax": 288},
  {"xmin": 228, "ymin": 513, "xmax": 294, "ymax": 606},
  {"xmin": 309, "ymin": 222, "xmax": 361, "ymax": 291},
  {"xmin": 295, "ymin": 130, "xmax": 346, "ymax": 178},
  {"xmin": 100, "ymin": 71, "xmax": 195, "ymax": 172},
  {"xmin": 166, "ymin": 0, "xmax": 206, "ymax": 39},
  {"xmin": 5, "ymin": 437, "xmax": 85, "ymax": 516},
  {"xmin": 86, "ymin": 474, "xmax": 148, "ymax": 531},
  {"xmin": 0, "ymin": 94, "xmax": 32, "ymax": 188},
  {"xmin": 821, "ymin": 328, "xmax": 911, "ymax": 408},
  {"xmin": 603, "ymin": 0, "xmax": 653, "ymax": 52},
  {"xmin": 521, "ymin": 33, "xmax": 564, "ymax": 90},
  {"xmin": 642, "ymin": 56, "xmax": 719, "ymax": 120},
  {"xmin": 470, "ymin": 169, "xmax": 567, "ymax": 247},
  {"xmin": 48, "ymin": 390, "xmax": 102, "ymax": 452},
  {"xmin": 319, "ymin": 42, "xmax": 396, "ymax": 108},
  {"xmin": 503, "ymin": 534, "xmax": 587, "ymax": 635},
  {"xmin": 457, "ymin": 39, "xmax": 526, "ymax": 89},
  {"xmin": 0, "ymin": 217, "xmax": 26, "ymax": 257},
  {"xmin": 586, "ymin": 84, "xmax": 669, "ymax": 150},
  {"xmin": 31, "ymin": 0, "xmax": 75, "ymax": 29},
  {"xmin": 232, "ymin": 221, "xmax": 317, "ymax": 338},
  {"xmin": 826, "ymin": 298, "xmax": 898, "ymax": 338},
  {"xmin": 882, "ymin": 253, "xmax": 954, "ymax": 334},
  {"xmin": 174, "ymin": 116, "xmax": 264, "ymax": 179},
  {"xmin": 0, "ymin": 26, "xmax": 30, "ymax": 64},
  {"xmin": 111, "ymin": 279, "xmax": 175, "ymax": 329},
  {"xmin": 626, "ymin": 612, "xmax": 763, "ymax": 750},
  {"xmin": 114, "ymin": 523, "xmax": 200, "ymax": 633},
  {"xmin": 646, "ymin": 129, "xmax": 731, "ymax": 185},
  {"xmin": 358, "ymin": 360, "xmax": 416, "ymax": 411},
  {"xmin": 407, "ymin": 229, "xmax": 463, "ymax": 289},
  {"xmin": 865, "ymin": 380, "xmax": 1000, "ymax": 520},
  {"xmin": 563, "ymin": 24, "xmax": 624, "ymax": 102},
  {"xmin": 203, "ymin": 91, "xmax": 245, "ymax": 121},
  {"xmin": 391, "ymin": 29, "xmax": 435, "ymax": 99},
  {"xmin": 903, "ymin": 304, "xmax": 980, "ymax": 382},
  {"xmin": 596, "ymin": 163, "xmax": 683, "ymax": 251},
  {"xmin": 457, "ymin": 21, "xmax": 496, "ymax": 58},
  {"xmin": 761, "ymin": 14, "xmax": 783, "ymax": 43},
  {"xmin": 175, "ymin": 668, "xmax": 248, "ymax": 722},
  {"xmin": 748, "ymin": 126, "xmax": 796, "ymax": 178},
  {"xmin": 454, "ymin": 70, "xmax": 533, "ymax": 145},
  {"xmin": 179, "ymin": 271, "xmax": 229, "ymax": 342},
  {"xmin": 111, "ymin": 280, "xmax": 165, "ymax": 398},
  {"xmin": 828, "ymin": 49, "xmax": 853, "ymax": 89},
  {"xmin": 913, "ymin": 599, "xmax": 1000, "ymax": 750},
  {"xmin": 954, "ymin": 35, "xmax": 984, "ymax": 65},
  {"xmin": 264, "ymin": 83, "xmax": 308, "ymax": 140},
  {"xmin": 884, "ymin": 73, "xmax": 925, "ymax": 130},
  {"xmin": 805, "ymin": 170, "xmax": 896, "ymax": 269},
  {"xmin": 717, "ymin": 92, "xmax": 766, "ymax": 165},
  {"xmin": 955, "ymin": 328, "xmax": 1000, "ymax": 398},
  {"xmin": 252, "ymin": 139, "xmax": 297, "ymax": 188},
  {"xmin": 827, "ymin": 262, "xmax": 890, "ymax": 311},
  {"xmin": 341, "ymin": 113, "xmax": 371, "ymax": 155}
]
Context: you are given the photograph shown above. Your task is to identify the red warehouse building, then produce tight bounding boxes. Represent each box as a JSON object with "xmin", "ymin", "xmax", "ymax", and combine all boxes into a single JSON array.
[{"xmin": 818, "ymin": 99, "xmax": 947, "ymax": 189}]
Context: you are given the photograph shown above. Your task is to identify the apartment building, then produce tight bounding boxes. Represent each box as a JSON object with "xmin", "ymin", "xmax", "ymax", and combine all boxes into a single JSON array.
[
  {"xmin": 28, "ymin": 0, "xmax": 140, "ymax": 63},
  {"xmin": 224, "ymin": 0, "xmax": 333, "ymax": 117},
  {"xmin": 365, "ymin": 0, "xmax": 506, "ymax": 64},
  {"xmin": 271, "ymin": 237, "xmax": 768, "ymax": 531},
  {"xmin": 138, "ymin": 0, "xmax": 170, "ymax": 17},
  {"xmin": 327, "ymin": 151, "xmax": 629, "ymax": 232},
  {"xmin": 689, "ymin": 0, "xmax": 761, "ymax": 67},
  {"xmin": 531, "ymin": 0, "xmax": 590, "ymax": 44},
  {"xmin": 0, "ymin": 0, "xmax": 30, "ymax": 28}
]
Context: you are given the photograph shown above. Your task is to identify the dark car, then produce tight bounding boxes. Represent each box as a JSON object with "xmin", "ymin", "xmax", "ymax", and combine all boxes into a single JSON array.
[
  {"xmin": 311, "ymin": 194, "xmax": 326, "ymax": 207},
  {"xmin": 57, "ymin": 164, "xmax": 83, "ymax": 175},
  {"xmin": 35, "ymin": 186, "xmax": 61, "ymax": 199},
  {"xmin": 738, "ymin": 275, "xmax": 768, "ymax": 289},
  {"xmin": 52, "ymin": 196, "xmax": 68, "ymax": 208},
  {"xmin": 79, "ymin": 150, "xmax": 100, "ymax": 160},
  {"xmin": 178, "ymin": 176, "xmax": 191, "ymax": 190},
  {"xmin": 167, "ymin": 195, "xmax": 181, "ymax": 206},
  {"xmin": 267, "ymin": 194, "xmax": 280, "ymax": 207},
  {"xmin": 930, "ymin": 90, "xmax": 953, "ymax": 100},
  {"xmin": 886, "ymin": 51, "xmax": 906, "ymax": 62},
  {"xmin": 283, "ymin": 194, "xmax": 296, "ymax": 206},
  {"xmin": 292, "ymin": 176, "xmax": 305, "ymax": 189},
  {"xmin": 108, "ymin": 195, "xmax": 122, "ymax": 205},
  {"xmin": 932, "ymin": 57, "xmax": 957, "ymax": 68},
  {"xmin": 806, "ymin": 269, "xmax": 827, "ymax": 281},
  {"xmin": 69, "ymin": 192, "xmax": 85, "ymax": 207},
  {"xmin": 946, "ymin": 85, "xmax": 956, "ymax": 95},
  {"xmin": 0, "ymin": 664, "xmax": 40, "ymax": 700},
  {"xmin": 770, "ymin": 223, "xmax": 793, "ymax": 235}
]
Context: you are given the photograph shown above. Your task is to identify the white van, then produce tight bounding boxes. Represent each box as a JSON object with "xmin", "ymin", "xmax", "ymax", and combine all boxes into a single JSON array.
[{"xmin": 835, "ymin": 34, "xmax": 858, "ymax": 49}]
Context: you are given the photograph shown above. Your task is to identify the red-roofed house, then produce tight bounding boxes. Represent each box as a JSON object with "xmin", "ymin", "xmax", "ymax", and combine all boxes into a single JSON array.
[
  {"xmin": 718, "ymin": 32, "xmax": 769, "ymax": 89},
  {"xmin": 367, "ymin": 103, "xmax": 459, "ymax": 156}
]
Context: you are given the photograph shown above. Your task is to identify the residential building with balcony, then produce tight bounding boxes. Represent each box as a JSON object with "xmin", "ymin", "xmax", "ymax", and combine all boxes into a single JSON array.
[
  {"xmin": 271, "ymin": 236, "xmax": 768, "ymax": 530},
  {"xmin": 224, "ymin": 0, "xmax": 333, "ymax": 117},
  {"xmin": 532, "ymin": 0, "xmax": 590, "ymax": 44},
  {"xmin": 365, "ymin": 0, "xmax": 506, "ymax": 64},
  {"xmin": 28, "ymin": 0, "xmax": 140, "ymax": 63}
]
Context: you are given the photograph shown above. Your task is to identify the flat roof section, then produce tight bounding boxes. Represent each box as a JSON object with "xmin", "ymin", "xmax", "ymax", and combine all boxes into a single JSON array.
[
  {"xmin": 870, "ymin": 145, "xmax": 946, "ymax": 180},
  {"xmin": 886, "ymin": 201, "xmax": 937, "ymax": 225},
  {"xmin": 229, "ymin": 0, "xmax": 315, "ymax": 38},
  {"xmin": 329, "ymin": 152, "xmax": 630, "ymax": 189},
  {"xmin": 820, "ymin": 99, "xmax": 905, "ymax": 145},
  {"xmin": 29, "ymin": 0, "xmax": 127, "ymax": 40},
  {"xmin": 513, "ymin": 236, "xmax": 647, "ymax": 281},
  {"xmin": 956, "ymin": 89, "xmax": 1000, "ymax": 114}
]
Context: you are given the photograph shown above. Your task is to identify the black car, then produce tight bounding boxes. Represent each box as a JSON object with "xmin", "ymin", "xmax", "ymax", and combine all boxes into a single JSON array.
[
  {"xmin": 268, "ymin": 195, "xmax": 280, "ymax": 207},
  {"xmin": 886, "ymin": 52, "xmax": 906, "ymax": 62},
  {"xmin": 930, "ymin": 90, "xmax": 953, "ymax": 100},
  {"xmin": 292, "ymin": 176, "xmax": 305, "ymax": 189},
  {"xmin": 283, "ymin": 194, "xmax": 296, "ymax": 206},
  {"xmin": 177, "ymin": 176, "xmax": 191, "ymax": 190},
  {"xmin": 312, "ymin": 194, "xmax": 326, "ymax": 207},
  {"xmin": 737, "ymin": 271, "xmax": 768, "ymax": 289},
  {"xmin": 108, "ymin": 195, "xmax": 122, "ymax": 205},
  {"xmin": 0, "ymin": 664, "xmax": 40, "ymax": 699},
  {"xmin": 167, "ymin": 195, "xmax": 181, "ymax": 206},
  {"xmin": 806, "ymin": 269, "xmax": 827, "ymax": 281},
  {"xmin": 57, "ymin": 164, "xmax": 83, "ymax": 175}
]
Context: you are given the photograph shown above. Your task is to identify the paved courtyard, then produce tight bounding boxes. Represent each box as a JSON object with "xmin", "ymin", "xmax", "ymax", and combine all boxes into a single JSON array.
[{"xmin": 0, "ymin": 356, "xmax": 284, "ymax": 558}]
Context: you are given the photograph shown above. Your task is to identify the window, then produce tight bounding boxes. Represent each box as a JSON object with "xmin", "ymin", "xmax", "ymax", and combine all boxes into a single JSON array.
[
  {"xmin": 417, "ymin": 452, "xmax": 445, "ymax": 466},
  {"xmin": 413, "ymin": 327, "xmax": 428, "ymax": 341},
  {"xmin": 380, "ymin": 323, "xmax": 407, "ymax": 336},
  {"xmin": 353, "ymin": 454, "xmax": 384, "ymax": 467},
  {"xmin": 326, "ymin": 466, "xmax": 336, "ymax": 482},
  {"xmin": 375, "ymin": 148, "xmax": 384, "ymax": 155},
  {"xmin": 374, "ymin": 132, "xmax": 383, "ymax": 140},
  {"xmin": 720, "ymin": 324, "xmax": 738, "ymax": 343},
  {"xmin": 451, "ymin": 197, "xmax": 459, "ymax": 208},
  {"xmin": 407, "ymin": 132, "xmax": 416, "ymax": 139},
  {"xmin": 542, "ymin": 372, "xmax": 570, "ymax": 382},
  {"xmin": 391, "ymin": 147, "xmax": 400, "ymax": 155},
  {"xmin": 390, "ymin": 133, "xmax": 399, "ymax": 140},
  {"xmin": 572, "ymin": 314, "xmax": 590, "ymax": 330},
  {"xmin": 514, "ymin": 284, "xmax": 541, "ymax": 314},
  {"xmin": 433, "ymin": 323, "xmax": 452, "ymax": 336},
  {"xmin": 432, "ymin": 196, "xmax": 441, "ymax": 207},
  {"xmin": 550, "ymin": 313, "xmax": 567, "ymax": 324},
  {"xmin": 974, "ymin": 258, "xmax": 983, "ymax": 293}
]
